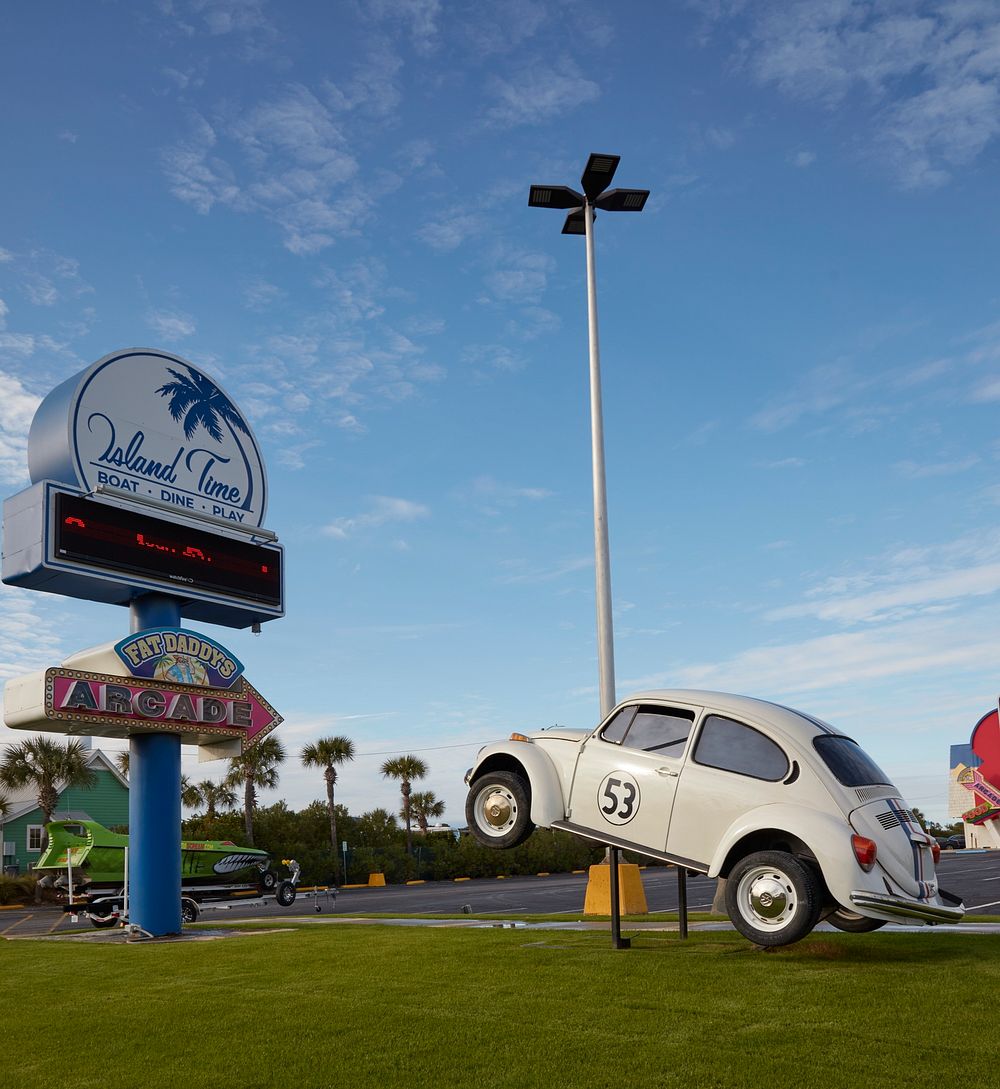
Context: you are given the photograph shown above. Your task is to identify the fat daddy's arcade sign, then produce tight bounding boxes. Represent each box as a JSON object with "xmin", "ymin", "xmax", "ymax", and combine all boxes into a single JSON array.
[
  {"xmin": 28, "ymin": 348, "xmax": 268, "ymax": 527},
  {"xmin": 3, "ymin": 627, "xmax": 280, "ymax": 752}
]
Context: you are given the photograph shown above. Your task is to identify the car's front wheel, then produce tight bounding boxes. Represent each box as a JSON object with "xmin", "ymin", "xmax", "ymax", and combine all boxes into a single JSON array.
[
  {"xmin": 466, "ymin": 771, "xmax": 534, "ymax": 849},
  {"xmin": 826, "ymin": 906, "xmax": 886, "ymax": 933},
  {"xmin": 725, "ymin": 850, "xmax": 823, "ymax": 947}
]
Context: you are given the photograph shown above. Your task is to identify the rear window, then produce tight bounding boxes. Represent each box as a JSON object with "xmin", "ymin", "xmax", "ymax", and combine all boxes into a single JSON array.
[{"xmin": 813, "ymin": 735, "xmax": 893, "ymax": 788}]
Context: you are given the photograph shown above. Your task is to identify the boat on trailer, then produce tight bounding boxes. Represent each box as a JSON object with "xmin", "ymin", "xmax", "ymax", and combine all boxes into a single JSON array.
[{"xmin": 35, "ymin": 819, "xmax": 276, "ymax": 894}]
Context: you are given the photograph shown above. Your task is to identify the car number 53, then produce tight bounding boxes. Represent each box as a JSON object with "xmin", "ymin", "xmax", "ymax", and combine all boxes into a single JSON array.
[{"xmin": 598, "ymin": 771, "xmax": 640, "ymax": 825}]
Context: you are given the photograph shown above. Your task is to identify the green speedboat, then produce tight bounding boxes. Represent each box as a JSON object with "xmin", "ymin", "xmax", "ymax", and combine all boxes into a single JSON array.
[{"xmin": 35, "ymin": 819, "xmax": 274, "ymax": 892}]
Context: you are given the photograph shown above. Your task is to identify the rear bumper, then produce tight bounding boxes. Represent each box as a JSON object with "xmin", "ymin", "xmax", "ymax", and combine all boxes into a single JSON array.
[{"xmin": 849, "ymin": 890, "xmax": 965, "ymax": 925}]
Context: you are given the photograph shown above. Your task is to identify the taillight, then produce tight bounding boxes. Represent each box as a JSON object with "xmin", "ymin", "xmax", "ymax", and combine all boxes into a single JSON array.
[
  {"xmin": 852, "ymin": 834, "xmax": 878, "ymax": 872},
  {"xmin": 931, "ymin": 842, "xmax": 941, "ymax": 864}
]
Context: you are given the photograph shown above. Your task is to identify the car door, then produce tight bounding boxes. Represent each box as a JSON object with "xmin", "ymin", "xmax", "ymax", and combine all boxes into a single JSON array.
[
  {"xmin": 665, "ymin": 712, "xmax": 791, "ymax": 868},
  {"xmin": 567, "ymin": 702, "xmax": 699, "ymax": 855}
]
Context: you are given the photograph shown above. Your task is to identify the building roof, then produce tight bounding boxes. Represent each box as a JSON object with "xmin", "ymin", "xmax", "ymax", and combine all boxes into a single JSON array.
[{"xmin": 0, "ymin": 748, "xmax": 128, "ymax": 823}]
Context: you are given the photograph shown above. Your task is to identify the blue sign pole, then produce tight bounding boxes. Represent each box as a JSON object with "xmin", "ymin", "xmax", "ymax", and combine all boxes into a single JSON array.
[{"xmin": 128, "ymin": 593, "xmax": 183, "ymax": 936}]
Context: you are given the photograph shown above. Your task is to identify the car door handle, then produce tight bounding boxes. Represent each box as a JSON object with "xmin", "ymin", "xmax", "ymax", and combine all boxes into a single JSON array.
[{"xmin": 656, "ymin": 767, "xmax": 679, "ymax": 777}]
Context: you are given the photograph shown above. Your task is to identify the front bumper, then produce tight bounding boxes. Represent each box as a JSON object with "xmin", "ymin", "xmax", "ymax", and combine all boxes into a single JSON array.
[{"xmin": 849, "ymin": 889, "xmax": 965, "ymax": 925}]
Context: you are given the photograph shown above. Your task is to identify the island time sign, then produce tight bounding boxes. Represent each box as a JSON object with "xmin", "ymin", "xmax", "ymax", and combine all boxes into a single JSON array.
[{"xmin": 28, "ymin": 348, "xmax": 267, "ymax": 527}]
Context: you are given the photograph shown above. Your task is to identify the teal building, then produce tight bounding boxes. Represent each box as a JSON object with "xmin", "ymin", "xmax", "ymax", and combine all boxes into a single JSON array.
[{"xmin": 1, "ymin": 749, "xmax": 128, "ymax": 874}]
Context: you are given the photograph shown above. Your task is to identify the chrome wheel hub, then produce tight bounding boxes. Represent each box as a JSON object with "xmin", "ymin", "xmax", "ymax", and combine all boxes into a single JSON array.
[
  {"xmin": 737, "ymin": 866, "xmax": 796, "ymax": 929},
  {"xmin": 479, "ymin": 787, "xmax": 516, "ymax": 834}
]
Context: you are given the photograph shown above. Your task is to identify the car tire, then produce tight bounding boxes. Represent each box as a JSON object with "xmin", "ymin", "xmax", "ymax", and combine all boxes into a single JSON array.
[
  {"xmin": 181, "ymin": 897, "xmax": 199, "ymax": 923},
  {"xmin": 90, "ymin": 914, "xmax": 118, "ymax": 929},
  {"xmin": 826, "ymin": 906, "xmax": 886, "ymax": 933},
  {"xmin": 466, "ymin": 771, "xmax": 534, "ymax": 849},
  {"xmin": 725, "ymin": 850, "xmax": 823, "ymax": 947}
]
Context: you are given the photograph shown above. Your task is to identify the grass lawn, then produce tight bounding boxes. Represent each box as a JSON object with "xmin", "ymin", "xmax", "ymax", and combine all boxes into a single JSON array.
[{"xmin": 3, "ymin": 924, "xmax": 996, "ymax": 1089}]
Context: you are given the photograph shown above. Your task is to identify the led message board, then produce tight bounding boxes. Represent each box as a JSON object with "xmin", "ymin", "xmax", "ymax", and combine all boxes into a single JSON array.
[
  {"xmin": 54, "ymin": 492, "xmax": 281, "ymax": 607},
  {"xmin": 2, "ymin": 482, "xmax": 284, "ymax": 628}
]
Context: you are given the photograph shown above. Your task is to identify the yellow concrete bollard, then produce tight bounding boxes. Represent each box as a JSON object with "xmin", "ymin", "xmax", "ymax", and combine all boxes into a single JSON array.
[
  {"xmin": 583, "ymin": 862, "xmax": 648, "ymax": 915},
  {"xmin": 367, "ymin": 873, "xmax": 386, "ymax": 887}
]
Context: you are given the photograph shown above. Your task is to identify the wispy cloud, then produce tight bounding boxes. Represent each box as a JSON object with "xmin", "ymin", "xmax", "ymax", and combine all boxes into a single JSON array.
[
  {"xmin": 766, "ymin": 529, "xmax": 1000, "ymax": 626},
  {"xmin": 498, "ymin": 555, "xmax": 592, "ymax": 585},
  {"xmin": 483, "ymin": 58, "xmax": 600, "ymax": 127},
  {"xmin": 705, "ymin": 1, "xmax": 1000, "ymax": 189},
  {"xmin": 322, "ymin": 495, "xmax": 430, "ymax": 539}
]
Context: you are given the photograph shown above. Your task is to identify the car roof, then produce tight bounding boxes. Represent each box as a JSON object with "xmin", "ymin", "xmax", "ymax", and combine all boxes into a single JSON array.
[{"xmin": 619, "ymin": 689, "xmax": 843, "ymax": 744}]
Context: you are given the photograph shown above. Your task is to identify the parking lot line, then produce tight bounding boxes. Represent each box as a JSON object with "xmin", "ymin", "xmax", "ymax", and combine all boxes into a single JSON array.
[{"xmin": 1, "ymin": 913, "xmax": 33, "ymax": 936}]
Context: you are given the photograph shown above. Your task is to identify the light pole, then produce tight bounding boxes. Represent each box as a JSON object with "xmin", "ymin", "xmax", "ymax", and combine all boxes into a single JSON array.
[{"xmin": 529, "ymin": 154, "xmax": 649, "ymax": 720}]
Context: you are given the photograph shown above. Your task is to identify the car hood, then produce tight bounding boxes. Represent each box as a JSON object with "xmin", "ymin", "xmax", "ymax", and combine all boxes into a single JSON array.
[
  {"xmin": 529, "ymin": 728, "xmax": 589, "ymax": 743},
  {"xmin": 849, "ymin": 798, "xmax": 938, "ymax": 900}
]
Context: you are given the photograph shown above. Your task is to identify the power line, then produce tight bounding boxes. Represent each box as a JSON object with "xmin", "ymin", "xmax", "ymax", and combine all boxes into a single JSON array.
[{"xmin": 353, "ymin": 741, "xmax": 490, "ymax": 758}]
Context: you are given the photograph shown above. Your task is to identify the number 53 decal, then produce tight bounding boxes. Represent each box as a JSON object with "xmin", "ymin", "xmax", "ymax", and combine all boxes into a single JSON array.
[{"xmin": 597, "ymin": 771, "xmax": 640, "ymax": 826}]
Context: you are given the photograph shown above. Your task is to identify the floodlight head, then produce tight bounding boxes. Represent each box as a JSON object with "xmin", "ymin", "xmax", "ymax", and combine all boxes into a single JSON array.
[
  {"xmin": 594, "ymin": 188, "xmax": 650, "ymax": 212},
  {"xmin": 561, "ymin": 208, "xmax": 588, "ymax": 236},
  {"xmin": 528, "ymin": 184, "xmax": 585, "ymax": 209},
  {"xmin": 581, "ymin": 152, "xmax": 620, "ymax": 200}
]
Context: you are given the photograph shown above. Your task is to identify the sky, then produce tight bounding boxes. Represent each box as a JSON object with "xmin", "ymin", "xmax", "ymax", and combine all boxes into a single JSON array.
[{"xmin": 2, "ymin": 0, "xmax": 1000, "ymax": 827}]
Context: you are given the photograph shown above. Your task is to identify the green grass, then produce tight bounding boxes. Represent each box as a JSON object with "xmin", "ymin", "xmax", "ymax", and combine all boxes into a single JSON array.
[{"xmin": 4, "ymin": 924, "xmax": 998, "ymax": 1089}]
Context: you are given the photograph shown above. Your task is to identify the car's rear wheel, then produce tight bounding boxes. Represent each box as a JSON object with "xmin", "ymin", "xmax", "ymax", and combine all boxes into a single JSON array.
[
  {"xmin": 466, "ymin": 771, "xmax": 534, "ymax": 849},
  {"xmin": 826, "ymin": 906, "xmax": 886, "ymax": 933},
  {"xmin": 725, "ymin": 850, "xmax": 823, "ymax": 947}
]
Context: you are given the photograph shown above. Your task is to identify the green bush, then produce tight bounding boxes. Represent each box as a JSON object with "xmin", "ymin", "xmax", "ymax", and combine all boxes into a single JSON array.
[{"xmin": 0, "ymin": 874, "xmax": 26, "ymax": 905}]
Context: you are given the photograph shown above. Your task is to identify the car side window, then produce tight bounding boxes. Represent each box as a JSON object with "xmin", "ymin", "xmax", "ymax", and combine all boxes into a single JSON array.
[
  {"xmin": 621, "ymin": 707, "xmax": 695, "ymax": 754},
  {"xmin": 693, "ymin": 715, "xmax": 789, "ymax": 781},
  {"xmin": 600, "ymin": 706, "xmax": 635, "ymax": 744}
]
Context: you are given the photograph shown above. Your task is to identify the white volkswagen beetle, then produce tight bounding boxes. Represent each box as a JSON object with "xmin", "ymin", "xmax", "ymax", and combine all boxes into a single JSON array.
[{"xmin": 464, "ymin": 690, "xmax": 965, "ymax": 946}]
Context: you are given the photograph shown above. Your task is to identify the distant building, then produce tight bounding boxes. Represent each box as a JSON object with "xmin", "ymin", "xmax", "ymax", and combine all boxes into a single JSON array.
[{"xmin": 1, "ymin": 749, "xmax": 128, "ymax": 874}]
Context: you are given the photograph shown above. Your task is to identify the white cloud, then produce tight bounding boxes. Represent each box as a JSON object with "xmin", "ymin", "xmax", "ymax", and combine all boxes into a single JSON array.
[
  {"xmin": 790, "ymin": 149, "xmax": 816, "ymax": 167},
  {"xmin": 146, "ymin": 308, "xmax": 196, "ymax": 340},
  {"xmin": 322, "ymin": 495, "xmax": 430, "ymax": 539},
  {"xmin": 161, "ymin": 87, "xmax": 373, "ymax": 254},
  {"xmin": 0, "ymin": 370, "xmax": 41, "ymax": 485},
  {"xmin": 0, "ymin": 298, "xmax": 7, "ymax": 329},
  {"xmin": 626, "ymin": 611, "xmax": 1000, "ymax": 698},
  {"xmin": 893, "ymin": 456, "xmax": 979, "ymax": 478},
  {"xmin": 0, "ymin": 589, "xmax": 66, "ymax": 692}
]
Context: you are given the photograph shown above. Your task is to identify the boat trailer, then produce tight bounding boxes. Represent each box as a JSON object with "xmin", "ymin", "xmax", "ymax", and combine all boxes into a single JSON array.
[{"xmin": 62, "ymin": 859, "xmax": 336, "ymax": 928}]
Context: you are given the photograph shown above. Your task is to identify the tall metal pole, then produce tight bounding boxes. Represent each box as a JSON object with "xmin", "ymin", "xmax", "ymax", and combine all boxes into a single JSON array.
[
  {"xmin": 583, "ymin": 200, "xmax": 616, "ymax": 720},
  {"xmin": 128, "ymin": 592, "xmax": 183, "ymax": 937}
]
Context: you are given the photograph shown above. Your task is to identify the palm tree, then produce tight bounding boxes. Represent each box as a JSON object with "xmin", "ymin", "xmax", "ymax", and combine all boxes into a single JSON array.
[
  {"xmin": 195, "ymin": 779, "xmax": 237, "ymax": 818},
  {"xmin": 0, "ymin": 737, "xmax": 97, "ymax": 840},
  {"xmin": 225, "ymin": 737, "xmax": 285, "ymax": 845},
  {"xmin": 408, "ymin": 791, "xmax": 446, "ymax": 834},
  {"xmin": 157, "ymin": 364, "xmax": 255, "ymax": 513},
  {"xmin": 181, "ymin": 775, "xmax": 203, "ymax": 810},
  {"xmin": 300, "ymin": 736, "xmax": 355, "ymax": 882},
  {"xmin": 380, "ymin": 755, "xmax": 428, "ymax": 855},
  {"xmin": 114, "ymin": 750, "xmax": 130, "ymax": 778}
]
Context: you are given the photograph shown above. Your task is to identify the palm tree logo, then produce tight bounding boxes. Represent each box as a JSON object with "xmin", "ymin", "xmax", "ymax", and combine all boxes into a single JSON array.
[{"xmin": 156, "ymin": 365, "xmax": 256, "ymax": 513}]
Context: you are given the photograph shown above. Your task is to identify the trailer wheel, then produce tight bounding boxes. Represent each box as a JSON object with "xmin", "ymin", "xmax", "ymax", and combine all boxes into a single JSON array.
[
  {"xmin": 90, "ymin": 914, "xmax": 118, "ymax": 929},
  {"xmin": 260, "ymin": 869, "xmax": 277, "ymax": 892},
  {"xmin": 276, "ymin": 880, "xmax": 296, "ymax": 907},
  {"xmin": 181, "ymin": 897, "xmax": 199, "ymax": 923}
]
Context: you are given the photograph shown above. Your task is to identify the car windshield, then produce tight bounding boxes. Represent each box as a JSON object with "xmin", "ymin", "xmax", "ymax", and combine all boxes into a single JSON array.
[{"xmin": 813, "ymin": 735, "xmax": 894, "ymax": 788}]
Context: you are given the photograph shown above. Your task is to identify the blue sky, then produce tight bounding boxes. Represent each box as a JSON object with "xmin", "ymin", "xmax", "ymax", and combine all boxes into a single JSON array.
[{"xmin": 2, "ymin": 0, "xmax": 1000, "ymax": 825}]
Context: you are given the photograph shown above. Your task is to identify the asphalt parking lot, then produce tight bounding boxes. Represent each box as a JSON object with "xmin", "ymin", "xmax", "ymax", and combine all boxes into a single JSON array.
[{"xmin": 3, "ymin": 848, "xmax": 998, "ymax": 939}]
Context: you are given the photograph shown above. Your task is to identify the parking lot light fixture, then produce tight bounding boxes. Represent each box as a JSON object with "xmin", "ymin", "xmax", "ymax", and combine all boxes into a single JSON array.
[{"xmin": 528, "ymin": 152, "xmax": 649, "ymax": 720}]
